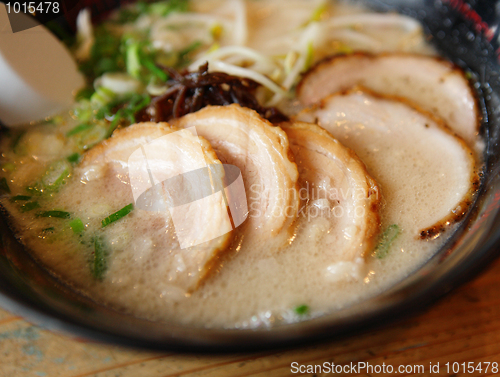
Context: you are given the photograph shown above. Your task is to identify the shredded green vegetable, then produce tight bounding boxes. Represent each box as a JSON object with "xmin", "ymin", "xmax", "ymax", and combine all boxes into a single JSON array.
[
  {"xmin": 142, "ymin": 56, "xmax": 169, "ymax": 81},
  {"xmin": 36, "ymin": 210, "xmax": 71, "ymax": 219},
  {"xmin": 75, "ymin": 87, "xmax": 94, "ymax": 101},
  {"xmin": 67, "ymin": 153, "xmax": 81, "ymax": 164},
  {"xmin": 103, "ymin": 94, "xmax": 151, "ymax": 137},
  {"xmin": 10, "ymin": 195, "xmax": 31, "ymax": 202},
  {"xmin": 69, "ymin": 218, "xmax": 85, "ymax": 234},
  {"xmin": 295, "ymin": 305, "xmax": 309, "ymax": 315},
  {"xmin": 66, "ymin": 123, "xmax": 93, "ymax": 137},
  {"xmin": 26, "ymin": 160, "xmax": 72, "ymax": 195},
  {"xmin": 41, "ymin": 160, "xmax": 72, "ymax": 192},
  {"xmin": 374, "ymin": 224, "xmax": 400, "ymax": 259},
  {"xmin": 20, "ymin": 201, "xmax": 40, "ymax": 213},
  {"xmin": 126, "ymin": 42, "xmax": 142, "ymax": 79},
  {"xmin": 91, "ymin": 87, "xmax": 116, "ymax": 107},
  {"xmin": 0, "ymin": 177, "xmax": 10, "ymax": 194},
  {"xmin": 177, "ymin": 41, "xmax": 202, "ymax": 67},
  {"xmin": 148, "ymin": 0, "xmax": 189, "ymax": 16},
  {"xmin": 92, "ymin": 234, "xmax": 109, "ymax": 280},
  {"xmin": 101, "ymin": 203, "xmax": 134, "ymax": 228},
  {"xmin": 11, "ymin": 131, "xmax": 26, "ymax": 155},
  {"xmin": 78, "ymin": 25, "xmax": 125, "ymax": 82},
  {"xmin": 114, "ymin": 0, "xmax": 188, "ymax": 24}
]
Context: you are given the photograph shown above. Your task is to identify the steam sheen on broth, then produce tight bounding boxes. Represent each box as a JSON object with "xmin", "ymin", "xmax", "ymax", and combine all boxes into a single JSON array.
[{"xmin": 0, "ymin": 0, "xmax": 483, "ymax": 328}]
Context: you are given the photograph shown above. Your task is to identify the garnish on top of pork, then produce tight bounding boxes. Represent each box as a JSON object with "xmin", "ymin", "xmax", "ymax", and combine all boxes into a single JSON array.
[
  {"xmin": 296, "ymin": 53, "xmax": 483, "ymax": 155},
  {"xmin": 296, "ymin": 90, "xmax": 479, "ymax": 239}
]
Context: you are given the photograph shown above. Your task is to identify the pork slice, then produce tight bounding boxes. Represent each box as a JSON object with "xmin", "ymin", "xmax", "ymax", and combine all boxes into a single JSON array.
[
  {"xmin": 281, "ymin": 121, "xmax": 381, "ymax": 263},
  {"xmin": 296, "ymin": 90, "xmax": 479, "ymax": 239},
  {"xmin": 80, "ymin": 122, "xmax": 233, "ymax": 293},
  {"xmin": 171, "ymin": 104, "xmax": 299, "ymax": 241},
  {"xmin": 297, "ymin": 53, "xmax": 482, "ymax": 155}
]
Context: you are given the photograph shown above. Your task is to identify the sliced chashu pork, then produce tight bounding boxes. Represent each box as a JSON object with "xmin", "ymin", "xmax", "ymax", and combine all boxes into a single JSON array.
[
  {"xmin": 297, "ymin": 53, "xmax": 482, "ymax": 155},
  {"xmin": 171, "ymin": 104, "xmax": 299, "ymax": 241},
  {"xmin": 296, "ymin": 90, "xmax": 479, "ymax": 239},
  {"xmin": 281, "ymin": 121, "xmax": 381, "ymax": 266},
  {"xmin": 80, "ymin": 122, "xmax": 233, "ymax": 293}
]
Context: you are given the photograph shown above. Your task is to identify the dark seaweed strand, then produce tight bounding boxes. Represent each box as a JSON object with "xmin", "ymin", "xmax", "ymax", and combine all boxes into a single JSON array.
[{"xmin": 138, "ymin": 63, "xmax": 289, "ymax": 123}]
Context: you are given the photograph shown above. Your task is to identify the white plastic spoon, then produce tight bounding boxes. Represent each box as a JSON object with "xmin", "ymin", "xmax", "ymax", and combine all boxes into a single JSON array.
[{"xmin": 0, "ymin": 3, "xmax": 84, "ymax": 127}]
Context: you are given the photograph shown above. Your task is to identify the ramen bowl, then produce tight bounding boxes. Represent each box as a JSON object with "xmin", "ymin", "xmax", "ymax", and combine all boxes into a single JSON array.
[{"xmin": 0, "ymin": 0, "xmax": 499, "ymax": 352}]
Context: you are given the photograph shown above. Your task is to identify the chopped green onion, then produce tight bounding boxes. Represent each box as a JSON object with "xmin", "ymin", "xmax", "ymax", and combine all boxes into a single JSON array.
[
  {"xmin": 91, "ymin": 87, "xmax": 116, "ymax": 107},
  {"xmin": 178, "ymin": 41, "xmax": 202, "ymax": 66},
  {"xmin": 11, "ymin": 131, "xmax": 26, "ymax": 155},
  {"xmin": 142, "ymin": 57, "xmax": 168, "ymax": 81},
  {"xmin": 374, "ymin": 224, "xmax": 400, "ymax": 259},
  {"xmin": 101, "ymin": 203, "xmax": 134, "ymax": 228},
  {"xmin": 36, "ymin": 210, "xmax": 71, "ymax": 219},
  {"xmin": 92, "ymin": 234, "xmax": 109, "ymax": 280},
  {"xmin": 0, "ymin": 177, "xmax": 10, "ymax": 194},
  {"xmin": 66, "ymin": 123, "xmax": 93, "ymax": 137},
  {"xmin": 75, "ymin": 87, "xmax": 95, "ymax": 101},
  {"xmin": 78, "ymin": 24, "xmax": 124, "ymax": 81},
  {"xmin": 79, "ymin": 126, "xmax": 107, "ymax": 150},
  {"xmin": 126, "ymin": 42, "xmax": 142, "ymax": 79},
  {"xmin": 20, "ymin": 201, "xmax": 40, "ymax": 213},
  {"xmin": 149, "ymin": 0, "xmax": 189, "ymax": 16},
  {"xmin": 295, "ymin": 305, "xmax": 309, "ymax": 315},
  {"xmin": 42, "ymin": 227, "xmax": 55, "ymax": 233},
  {"xmin": 10, "ymin": 195, "xmax": 31, "ymax": 202},
  {"xmin": 106, "ymin": 109, "xmax": 125, "ymax": 137},
  {"xmin": 127, "ymin": 93, "xmax": 151, "ymax": 117},
  {"xmin": 41, "ymin": 160, "xmax": 72, "ymax": 192},
  {"xmin": 95, "ymin": 95, "xmax": 128, "ymax": 120},
  {"xmin": 104, "ymin": 94, "xmax": 151, "ymax": 137},
  {"xmin": 69, "ymin": 218, "xmax": 85, "ymax": 234},
  {"xmin": 74, "ymin": 100, "xmax": 93, "ymax": 122},
  {"xmin": 67, "ymin": 153, "xmax": 81, "ymax": 164}
]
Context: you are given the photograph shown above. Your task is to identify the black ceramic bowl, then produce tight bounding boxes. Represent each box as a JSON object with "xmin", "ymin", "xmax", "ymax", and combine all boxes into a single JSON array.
[{"xmin": 0, "ymin": 0, "xmax": 500, "ymax": 352}]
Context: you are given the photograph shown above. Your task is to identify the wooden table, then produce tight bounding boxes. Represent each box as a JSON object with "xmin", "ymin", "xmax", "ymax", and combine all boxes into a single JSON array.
[{"xmin": 1, "ymin": 255, "xmax": 500, "ymax": 377}]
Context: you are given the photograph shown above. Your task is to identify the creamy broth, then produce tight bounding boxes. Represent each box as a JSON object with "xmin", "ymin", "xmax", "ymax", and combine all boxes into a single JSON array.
[{"xmin": 0, "ymin": 0, "xmax": 482, "ymax": 328}]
